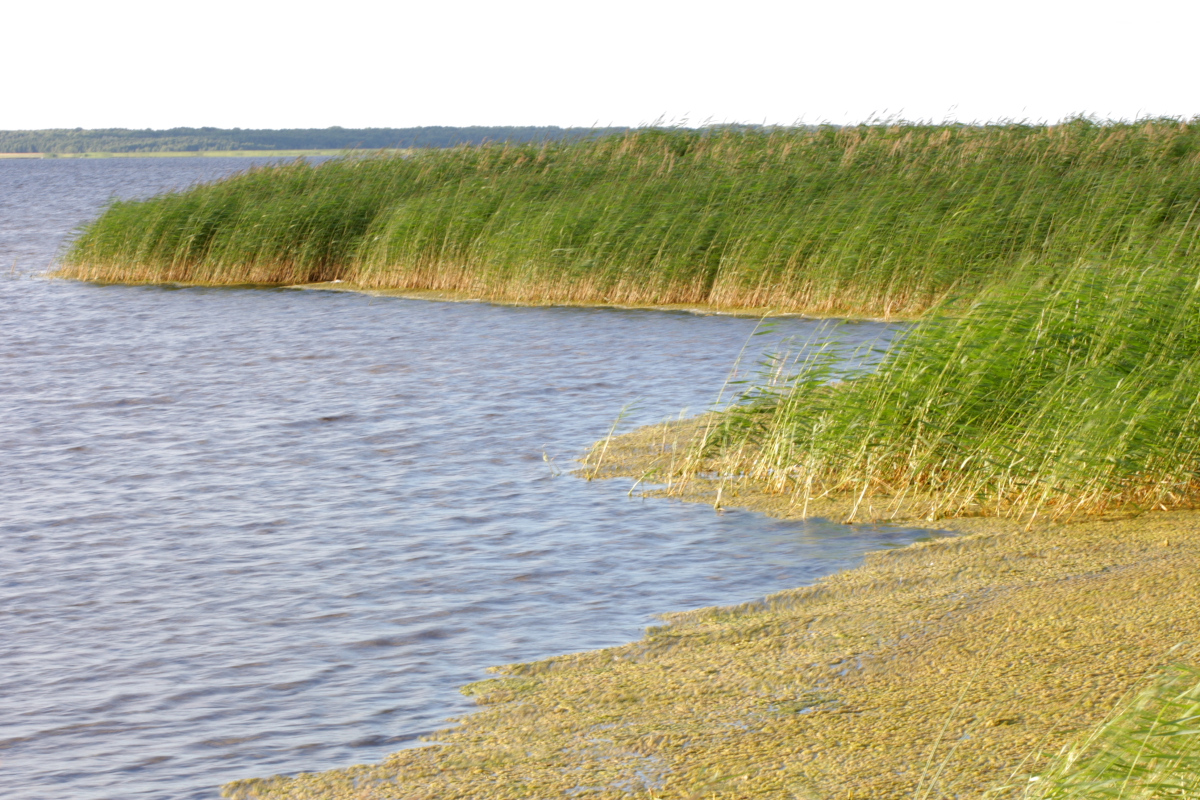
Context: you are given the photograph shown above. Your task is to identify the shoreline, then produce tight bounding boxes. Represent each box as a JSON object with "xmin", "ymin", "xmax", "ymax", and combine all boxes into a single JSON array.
[
  {"xmin": 287, "ymin": 281, "xmax": 885, "ymax": 320},
  {"xmin": 225, "ymin": 506, "xmax": 1200, "ymax": 799},
  {"xmin": 0, "ymin": 149, "xmax": 404, "ymax": 159},
  {"xmin": 57, "ymin": 277, "xmax": 913, "ymax": 322},
  {"xmin": 46, "ymin": 277, "xmax": 1197, "ymax": 796},
  {"xmin": 223, "ymin": 434, "xmax": 1200, "ymax": 798}
]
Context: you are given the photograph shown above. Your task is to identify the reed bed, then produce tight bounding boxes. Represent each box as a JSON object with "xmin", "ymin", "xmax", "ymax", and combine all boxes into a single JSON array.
[
  {"xmin": 691, "ymin": 250, "xmax": 1200, "ymax": 522},
  {"xmin": 60, "ymin": 119, "xmax": 1200, "ymax": 318},
  {"xmin": 64, "ymin": 119, "xmax": 1200, "ymax": 519}
]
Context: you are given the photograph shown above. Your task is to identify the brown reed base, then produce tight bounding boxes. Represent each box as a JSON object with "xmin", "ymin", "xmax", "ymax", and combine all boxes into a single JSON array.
[
  {"xmin": 292, "ymin": 282, "xmax": 847, "ymax": 320},
  {"xmin": 52, "ymin": 268, "xmax": 936, "ymax": 322}
]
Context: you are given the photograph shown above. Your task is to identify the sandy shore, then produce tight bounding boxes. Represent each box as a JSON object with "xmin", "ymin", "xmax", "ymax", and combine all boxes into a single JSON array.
[{"xmin": 222, "ymin": 422, "xmax": 1200, "ymax": 799}]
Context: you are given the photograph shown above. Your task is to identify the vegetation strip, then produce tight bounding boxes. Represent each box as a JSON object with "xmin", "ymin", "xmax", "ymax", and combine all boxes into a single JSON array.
[
  {"xmin": 660, "ymin": 249, "xmax": 1200, "ymax": 523},
  {"xmin": 60, "ymin": 120, "xmax": 1200, "ymax": 319}
]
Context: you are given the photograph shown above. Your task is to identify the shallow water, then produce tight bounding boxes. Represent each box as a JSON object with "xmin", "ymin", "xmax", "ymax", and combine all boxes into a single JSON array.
[{"xmin": 1, "ymin": 158, "xmax": 930, "ymax": 800}]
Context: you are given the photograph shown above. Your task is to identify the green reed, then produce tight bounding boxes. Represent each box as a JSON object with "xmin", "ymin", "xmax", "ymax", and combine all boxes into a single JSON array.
[
  {"xmin": 1014, "ymin": 665, "xmax": 1200, "ymax": 799},
  {"xmin": 61, "ymin": 119, "xmax": 1200, "ymax": 318},
  {"xmin": 700, "ymin": 238, "xmax": 1200, "ymax": 520}
]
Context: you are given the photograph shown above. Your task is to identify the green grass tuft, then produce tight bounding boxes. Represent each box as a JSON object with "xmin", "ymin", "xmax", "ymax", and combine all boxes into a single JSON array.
[
  {"xmin": 1019, "ymin": 665, "xmax": 1200, "ymax": 799},
  {"xmin": 700, "ymin": 251, "xmax": 1200, "ymax": 521}
]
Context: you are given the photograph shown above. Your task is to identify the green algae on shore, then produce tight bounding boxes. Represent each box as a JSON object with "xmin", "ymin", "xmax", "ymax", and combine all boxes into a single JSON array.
[{"xmin": 221, "ymin": 507, "xmax": 1200, "ymax": 800}]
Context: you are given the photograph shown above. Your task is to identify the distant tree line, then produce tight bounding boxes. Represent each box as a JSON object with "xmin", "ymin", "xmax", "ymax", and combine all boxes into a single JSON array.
[{"xmin": 0, "ymin": 126, "xmax": 635, "ymax": 153}]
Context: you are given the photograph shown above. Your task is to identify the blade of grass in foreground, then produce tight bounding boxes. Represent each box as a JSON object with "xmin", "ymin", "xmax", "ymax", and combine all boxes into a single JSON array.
[{"xmin": 1014, "ymin": 664, "xmax": 1200, "ymax": 799}]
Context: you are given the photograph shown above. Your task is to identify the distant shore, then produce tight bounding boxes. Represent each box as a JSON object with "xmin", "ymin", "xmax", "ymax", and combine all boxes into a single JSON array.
[{"xmin": 0, "ymin": 149, "xmax": 405, "ymax": 159}]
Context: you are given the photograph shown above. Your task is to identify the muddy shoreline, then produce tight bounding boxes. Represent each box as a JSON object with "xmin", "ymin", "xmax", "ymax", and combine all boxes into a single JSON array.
[{"xmin": 224, "ymin": 426, "xmax": 1200, "ymax": 799}]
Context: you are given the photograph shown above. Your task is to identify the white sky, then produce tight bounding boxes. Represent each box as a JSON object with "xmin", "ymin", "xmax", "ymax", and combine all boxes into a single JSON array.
[{"xmin": 4, "ymin": 0, "xmax": 1198, "ymax": 130}]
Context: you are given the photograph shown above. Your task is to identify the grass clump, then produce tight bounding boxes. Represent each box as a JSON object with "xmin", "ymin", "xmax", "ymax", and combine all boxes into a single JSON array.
[
  {"xmin": 683, "ymin": 246, "xmax": 1200, "ymax": 523},
  {"xmin": 1020, "ymin": 664, "xmax": 1200, "ymax": 799},
  {"xmin": 60, "ymin": 119, "xmax": 1200, "ymax": 318}
]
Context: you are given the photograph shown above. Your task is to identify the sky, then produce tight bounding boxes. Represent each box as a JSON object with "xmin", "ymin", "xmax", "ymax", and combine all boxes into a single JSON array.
[{"xmin": 4, "ymin": 0, "xmax": 1198, "ymax": 130}]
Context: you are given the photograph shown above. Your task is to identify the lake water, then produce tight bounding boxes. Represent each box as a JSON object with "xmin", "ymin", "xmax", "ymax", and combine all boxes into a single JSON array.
[{"xmin": 0, "ymin": 157, "xmax": 928, "ymax": 800}]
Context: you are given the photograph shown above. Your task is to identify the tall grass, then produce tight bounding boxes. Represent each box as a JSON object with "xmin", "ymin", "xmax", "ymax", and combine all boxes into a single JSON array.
[
  {"xmin": 60, "ymin": 119, "xmax": 1200, "ymax": 318},
  {"xmin": 1017, "ymin": 665, "xmax": 1200, "ymax": 799},
  {"xmin": 698, "ymin": 241, "xmax": 1200, "ymax": 520}
]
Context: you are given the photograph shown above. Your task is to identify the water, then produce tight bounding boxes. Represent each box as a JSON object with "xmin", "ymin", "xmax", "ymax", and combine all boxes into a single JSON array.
[{"xmin": 0, "ymin": 158, "xmax": 928, "ymax": 800}]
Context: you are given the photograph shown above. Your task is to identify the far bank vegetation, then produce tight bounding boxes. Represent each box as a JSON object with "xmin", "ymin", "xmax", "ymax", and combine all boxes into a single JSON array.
[{"xmin": 61, "ymin": 120, "xmax": 1200, "ymax": 318}]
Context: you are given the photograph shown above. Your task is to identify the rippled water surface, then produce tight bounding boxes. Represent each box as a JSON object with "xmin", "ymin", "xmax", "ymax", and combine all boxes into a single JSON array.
[{"xmin": 1, "ymin": 158, "xmax": 930, "ymax": 800}]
